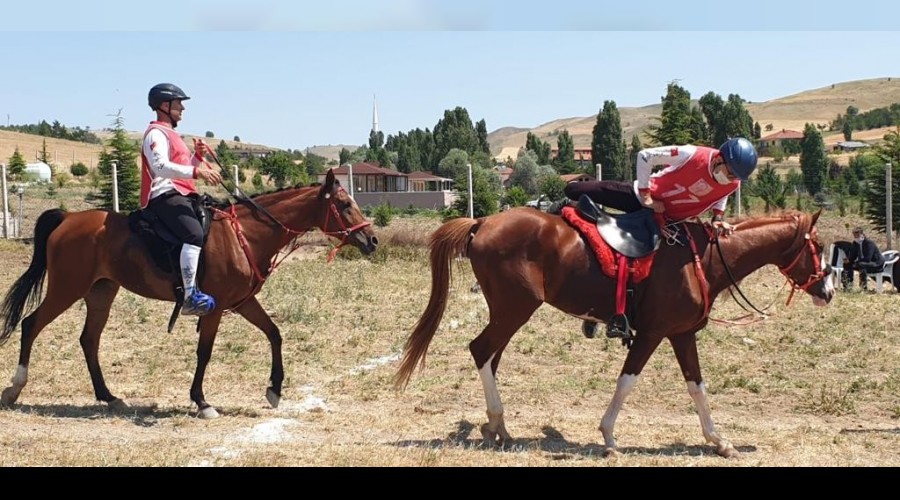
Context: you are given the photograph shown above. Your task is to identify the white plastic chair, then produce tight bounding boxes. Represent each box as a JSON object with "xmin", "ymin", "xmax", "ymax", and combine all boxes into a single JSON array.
[
  {"xmin": 827, "ymin": 243, "xmax": 847, "ymax": 287},
  {"xmin": 875, "ymin": 250, "xmax": 899, "ymax": 293}
]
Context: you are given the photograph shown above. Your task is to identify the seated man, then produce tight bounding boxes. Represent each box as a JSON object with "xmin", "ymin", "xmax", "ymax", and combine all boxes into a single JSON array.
[{"xmin": 845, "ymin": 227, "xmax": 885, "ymax": 291}]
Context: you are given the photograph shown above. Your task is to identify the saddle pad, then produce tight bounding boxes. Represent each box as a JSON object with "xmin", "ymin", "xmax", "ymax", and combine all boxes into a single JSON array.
[{"xmin": 561, "ymin": 206, "xmax": 654, "ymax": 283}]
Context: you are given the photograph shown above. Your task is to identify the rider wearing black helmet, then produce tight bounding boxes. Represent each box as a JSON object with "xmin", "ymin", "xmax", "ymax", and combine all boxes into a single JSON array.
[{"xmin": 141, "ymin": 83, "xmax": 224, "ymax": 316}]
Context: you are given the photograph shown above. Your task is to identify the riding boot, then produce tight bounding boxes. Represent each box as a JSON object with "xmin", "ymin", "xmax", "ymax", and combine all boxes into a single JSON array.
[
  {"xmin": 180, "ymin": 243, "xmax": 216, "ymax": 316},
  {"xmin": 546, "ymin": 198, "xmax": 572, "ymax": 216}
]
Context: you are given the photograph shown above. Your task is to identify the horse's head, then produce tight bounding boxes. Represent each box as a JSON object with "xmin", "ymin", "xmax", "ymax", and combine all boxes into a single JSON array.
[
  {"xmin": 318, "ymin": 168, "xmax": 378, "ymax": 255},
  {"xmin": 775, "ymin": 210, "xmax": 834, "ymax": 306}
]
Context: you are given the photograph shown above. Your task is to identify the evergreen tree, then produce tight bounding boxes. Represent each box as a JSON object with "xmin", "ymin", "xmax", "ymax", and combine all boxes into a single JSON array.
[
  {"xmin": 627, "ymin": 134, "xmax": 642, "ymax": 181},
  {"xmin": 749, "ymin": 164, "xmax": 788, "ymax": 212},
  {"xmin": 524, "ymin": 132, "xmax": 551, "ymax": 165},
  {"xmin": 591, "ymin": 100, "xmax": 627, "ymax": 181},
  {"xmin": 646, "ymin": 82, "xmax": 697, "ymax": 146},
  {"xmin": 339, "ymin": 147, "xmax": 352, "ymax": 166},
  {"xmin": 863, "ymin": 127, "xmax": 900, "ymax": 234},
  {"xmin": 7, "ymin": 147, "xmax": 26, "ymax": 180},
  {"xmin": 475, "ymin": 119, "xmax": 491, "ymax": 156},
  {"xmin": 553, "ymin": 129, "xmax": 577, "ymax": 174},
  {"xmin": 842, "ymin": 121, "xmax": 853, "ymax": 141},
  {"xmin": 432, "ymin": 107, "xmax": 478, "ymax": 170},
  {"xmin": 799, "ymin": 123, "xmax": 827, "ymax": 195},
  {"xmin": 98, "ymin": 111, "xmax": 140, "ymax": 212}
]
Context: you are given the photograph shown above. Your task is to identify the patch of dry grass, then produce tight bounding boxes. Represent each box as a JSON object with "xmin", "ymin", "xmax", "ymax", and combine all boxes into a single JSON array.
[{"xmin": 0, "ymin": 208, "xmax": 898, "ymax": 466}]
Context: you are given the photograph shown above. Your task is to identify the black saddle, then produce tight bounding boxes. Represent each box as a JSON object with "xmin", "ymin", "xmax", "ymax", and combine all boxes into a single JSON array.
[
  {"xmin": 127, "ymin": 194, "xmax": 214, "ymax": 274},
  {"xmin": 576, "ymin": 195, "xmax": 661, "ymax": 258}
]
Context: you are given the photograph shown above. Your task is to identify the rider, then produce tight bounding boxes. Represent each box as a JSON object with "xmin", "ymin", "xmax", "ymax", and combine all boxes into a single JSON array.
[
  {"xmin": 560, "ymin": 137, "xmax": 758, "ymax": 336},
  {"xmin": 141, "ymin": 83, "xmax": 224, "ymax": 316},
  {"xmin": 563, "ymin": 137, "xmax": 759, "ymax": 232}
]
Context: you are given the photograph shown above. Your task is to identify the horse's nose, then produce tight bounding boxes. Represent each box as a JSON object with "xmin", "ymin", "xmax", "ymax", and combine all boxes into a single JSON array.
[{"xmin": 369, "ymin": 235, "xmax": 379, "ymax": 251}]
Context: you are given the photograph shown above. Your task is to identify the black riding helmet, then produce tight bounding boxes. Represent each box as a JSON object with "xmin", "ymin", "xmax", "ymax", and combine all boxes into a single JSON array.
[{"xmin": 148, "ymin": 83, "xmax": 190, "ymax": 110}]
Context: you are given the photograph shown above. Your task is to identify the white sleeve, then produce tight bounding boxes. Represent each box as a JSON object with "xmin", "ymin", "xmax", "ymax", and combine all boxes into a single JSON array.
[
  {"xmin": 710, "ymin": 196, "xmax": 728, "ymax": 214},
  {"xmin": 636, "ymin": 145, "xmax": 696, "ymax": 189},
  {"xmin": 142, "ymin": 128, "xmax": 198, "ymax": 180}
]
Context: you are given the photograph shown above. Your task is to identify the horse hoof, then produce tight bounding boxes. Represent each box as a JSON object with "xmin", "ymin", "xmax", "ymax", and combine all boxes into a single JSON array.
[
  {"xmin": 582, "ymin": 320, "xmax": 598, "ymax": 339},
  {"xmin": 107, "ymin": 398, "xmax": 130, "ymax": 412},
  {"xmin": 197, "ymin": 406, "xmax": 220, "ymax": 419},
  {"xmin": 480, "ymin": 423, "xmax": 502, "ymax": 447},
  {"xmin": 0, "ymin": 387, "xmax": 20, "ymax": 406},
  {"xmin": 718, "ymin": 446, "xmax": 741, "ymax": 459},
  {"xmin": 266, "ymin": 388, "xmax": 280, "ymax": 409},
  {"xmin": 602, "ymin": 447, "xmax": 620, "ymax": 458}
]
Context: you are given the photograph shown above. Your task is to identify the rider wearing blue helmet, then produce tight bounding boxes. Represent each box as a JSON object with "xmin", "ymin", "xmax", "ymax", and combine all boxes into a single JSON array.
[{"xmin": 563, "ymin": 137, "xmax": 758, "ymax": 232}]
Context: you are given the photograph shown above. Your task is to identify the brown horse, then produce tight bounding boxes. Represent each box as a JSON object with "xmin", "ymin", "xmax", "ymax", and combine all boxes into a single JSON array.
[
  {"xmin": 0, "ymin": 169, "xmax": 377, "ymax": 418},
  {"xmin": 395, "ymin": 208, "xmax": 834, "ymax": 458}
]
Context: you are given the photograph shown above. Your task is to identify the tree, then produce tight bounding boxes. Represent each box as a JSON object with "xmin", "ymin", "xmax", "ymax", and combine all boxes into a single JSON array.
[
  {"xmin": 233, "ymin": 135, "xmax": 241, "ymax": 142},
  {"xmin": 627, "ymin": 134, "xmax": 642, "ymax": 180},
  {"xmin": 540, "ymin": 175, "xmax": 567, "ymax": 201},
  {"xmin": 749, "ymin": 164, "xmax": 788, "ymax": 212},
  {"xmin": 842, "ymin": 121, "xmax": 853, "ymax": 141},
  {"xmin": 258, "ymin": 151, "xmax": 305, "ymax": 188},
  {"xmin": 502, "ymin": 185, "xmax": 528, "ymax": 208},
  {"xmin": 339, "ymin": 147, "xmax": 352, "ymax": 166},
  {"xmin": 524, "ymin": 132, "xmax": 551, "ymax": 165},
  {"xmin": 452, "ymin": 163, "xmax": 499, "ymax": 218},
  {"xmin": 591, "ymin": 100, "xmax": 627, "ymax": 181},
  {"xmin": 553, "ymin": 129, "xmax": 577, "ymax": 174},
  {"xmin": 475, "ymin": 119, "xmax": 491, "ymax": 156},
  {"xmin": 646, "ymin": 82, "xmax": 698, "ymax": 146},
  {"xmin": 863, "ymin": 127, "xmax": 900, "ymax": 234},
  {"xmin": 799, "ymin": 123, "xmax": 827, "ymax": 195},
  {"xmin": 432, "ymin": 107, "xmax": 478, "ymax": 170},
  {"xmin": 7, "ymin": 147, "xmax": 26, "ymax": 180},
  {"xmin": 205, "ymin": 131, "xmax": 215, "ymax": 138},
  {"xmin": 437, "ymin": 148, "xmax": 469, "ymax": 181},
  {"xmin": 98, "ymin": 111, "xmax": 140, "ymax": 211},
  {"xmin": 508, "ymin": 150, "xmax": 541, "ymax": 196}
]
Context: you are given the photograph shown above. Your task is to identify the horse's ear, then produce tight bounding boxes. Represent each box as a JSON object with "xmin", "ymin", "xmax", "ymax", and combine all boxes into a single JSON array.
[
  {"xmin": 320, "ymin": 168, "xmax": 336, "ymax": 198},
  {"xmin": 811, "ymin": 208, "xmax": 823, "ymax": 227}
]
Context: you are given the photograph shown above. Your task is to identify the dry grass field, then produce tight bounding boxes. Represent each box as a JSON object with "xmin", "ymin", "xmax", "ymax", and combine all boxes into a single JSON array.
[{"xmin": 0, "ymin": 200, "xmax": 898, "ymax": 467}]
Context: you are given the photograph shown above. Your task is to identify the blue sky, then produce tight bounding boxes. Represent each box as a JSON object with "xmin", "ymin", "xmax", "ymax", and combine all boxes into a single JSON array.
[{"xmin": 2, "ymin": 1, "xmax": 899, "ymax": 151}]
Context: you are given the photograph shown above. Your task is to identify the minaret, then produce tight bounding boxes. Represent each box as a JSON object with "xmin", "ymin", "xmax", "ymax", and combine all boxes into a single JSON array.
[{"xmin": 372, "ymin": 94, "xmax": 379, "ymax": 133}]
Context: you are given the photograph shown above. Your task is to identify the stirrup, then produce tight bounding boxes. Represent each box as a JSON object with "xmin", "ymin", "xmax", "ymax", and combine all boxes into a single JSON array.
[
  {"xmin": 182, "ymin": 290, "xmax": 216, "ymax": 316},
  {"xmin": 606, "ymin": 314, "xmax": 634, "ymax": 340},
  {"xmin": 582, "ymin": 320, "xmax": 599, "ymax": 339}
]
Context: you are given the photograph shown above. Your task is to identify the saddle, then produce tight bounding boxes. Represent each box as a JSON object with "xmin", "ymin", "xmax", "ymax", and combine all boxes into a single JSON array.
[
  {"xmin": 127, "ymin": 193, "xmax": 215, "ymax": 332},
  {"xmin": 565, "ymin": 195, "xmax": 664, "ymax": 343}
]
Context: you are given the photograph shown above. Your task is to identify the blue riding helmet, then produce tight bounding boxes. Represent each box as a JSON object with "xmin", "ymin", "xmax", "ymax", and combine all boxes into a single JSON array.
[{"xmin": 719, "ymin": 138, "xmax": 758, "ymax": 181}]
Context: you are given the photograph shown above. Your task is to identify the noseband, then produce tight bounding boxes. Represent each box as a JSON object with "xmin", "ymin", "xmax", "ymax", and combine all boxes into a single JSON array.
[
  {"xmin": 778, "ymin": 234, "xmax": 827, "ymax": 305},
  {"xmin": 322, "ymin": 190, "xmax": 373, "ymax": 262}
]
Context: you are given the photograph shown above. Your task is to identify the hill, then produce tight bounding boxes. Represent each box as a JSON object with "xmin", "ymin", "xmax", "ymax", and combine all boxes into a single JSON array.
[
  {"xmin": 486, "ymin": 77, "xmax": 900, "ymax": 160},
  {"xmin": 0, "ymin": 129, "xmax": 277, "ymax": 172},
  {"xmin": 3, "ymin": 77, "xmax": 899, "ymax": 169}
]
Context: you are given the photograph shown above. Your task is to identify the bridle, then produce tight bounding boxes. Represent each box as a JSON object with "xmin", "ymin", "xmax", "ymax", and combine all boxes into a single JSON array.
[
  {"xmin": 713, "ymin": 221, "xmax": 827, "ymax": 315},
  {"xmin": 776, "ymin": 233, "xmax": 827, "ymax": 306}
]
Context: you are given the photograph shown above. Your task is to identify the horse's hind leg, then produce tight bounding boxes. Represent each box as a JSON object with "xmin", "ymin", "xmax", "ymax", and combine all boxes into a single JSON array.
[
  {"xmin": 669, "ymin": 332, "xmax": 739, "ymax": 459},
  {"xmin": 79, "ymin": 279, "xmax": 126, "ymax": 411},
  {"xmin": 234, "ymin": 297, "xmax": 283, "ymax": 409},
  {"xmin": 1, "ymin": 283, "xmax": 86, "ymax": 406},
  {"xmin": 191, "ymin": 311, "xmax": 224, "ymax": 419},
  {"xmin": 469, "ymin": 295, "xmax": 541, "ymax": 447}
]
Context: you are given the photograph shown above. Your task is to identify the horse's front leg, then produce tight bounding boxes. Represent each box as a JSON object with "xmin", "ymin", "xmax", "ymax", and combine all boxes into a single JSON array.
[
  {"xmin": 191, "ymin": 311, "xmax": 223, "ymax": 419},
  {"xmin": 233, "ymin": 297, "xmax": 283, "ymax": 409},
  {"xmin": 599, "ymin": 333, "xmax": 663, "ymax": 457},
  {"xmin": 669, "ymin": 331, "xmax": 739, "ymax": 458}
]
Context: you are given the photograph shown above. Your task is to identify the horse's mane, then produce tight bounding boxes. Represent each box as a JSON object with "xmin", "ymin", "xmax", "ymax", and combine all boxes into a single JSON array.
[
  {"xmin": 731, "ymin": 210, "xmax": 811, "ymax": 232},
  {"xmin": 207, "ymin": 181, "xmax": 321, "ymax": 211}
]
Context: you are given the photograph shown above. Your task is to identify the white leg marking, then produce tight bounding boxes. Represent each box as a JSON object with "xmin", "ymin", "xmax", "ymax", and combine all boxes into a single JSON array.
[
  {"xmin": 686, "ymin": 380, "xmax": 735, "ymax": 455},
  {"xmin": 11, "ymin": 365, "xmax": 27, "ymax": 389},
  {"xmin": 600, "ymin": 373, "xmax": 639, "ymax": 450},
  {"xmin": 478, "ymin": 353, "xmax": 501, "ymax": 418}
]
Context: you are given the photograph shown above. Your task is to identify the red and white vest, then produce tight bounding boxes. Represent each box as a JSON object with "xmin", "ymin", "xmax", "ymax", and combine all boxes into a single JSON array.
[{"xmin": 140, "ymin": 122, "xmax": 198, "ymax": 208}]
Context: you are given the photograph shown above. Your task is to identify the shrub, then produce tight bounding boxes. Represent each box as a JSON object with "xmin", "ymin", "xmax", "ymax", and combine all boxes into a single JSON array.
[
  {"xmin": 372, "ymin": 203, "xmax": 393, "ymax": 227},
  {"xmin": 70, "ymin": 162, "xmax": 89, "ymax": 177}
]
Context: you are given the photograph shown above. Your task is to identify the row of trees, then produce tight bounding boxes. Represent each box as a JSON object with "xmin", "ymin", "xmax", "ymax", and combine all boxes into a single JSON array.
[{"xmin": 1, "ymin": 120, "xmax": 102, "ymax": 144}]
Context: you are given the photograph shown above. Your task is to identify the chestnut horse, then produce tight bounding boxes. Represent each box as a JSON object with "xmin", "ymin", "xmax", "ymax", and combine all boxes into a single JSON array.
[
  {"xmin": 0, "ymin": 169, "xmax": 377, "ymax": 418},
  {"xmin": 395, "ymin": 208, "xmax": 834, "ymax": 458}
]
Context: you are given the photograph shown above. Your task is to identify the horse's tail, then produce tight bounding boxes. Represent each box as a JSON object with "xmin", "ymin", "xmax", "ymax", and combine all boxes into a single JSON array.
[
  {"xmin": 394, "ymin": 217, "xmax": 478, "ymax": 391},
  {"xmin": 0, "ymin": 209, "xmax": 66, "ymax": 345}
]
